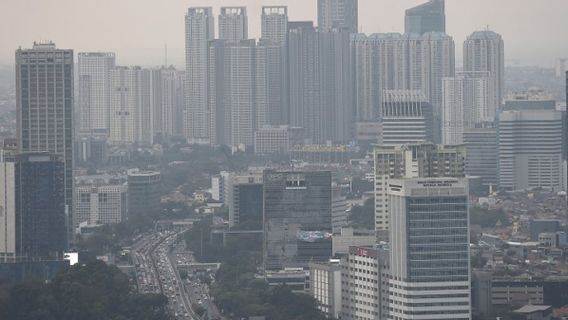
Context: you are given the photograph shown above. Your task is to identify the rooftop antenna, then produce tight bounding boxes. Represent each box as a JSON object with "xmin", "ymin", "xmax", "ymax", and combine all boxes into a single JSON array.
[{"xmin": 164, "ymin": 44, "xmax": 168, "ymax": 67}]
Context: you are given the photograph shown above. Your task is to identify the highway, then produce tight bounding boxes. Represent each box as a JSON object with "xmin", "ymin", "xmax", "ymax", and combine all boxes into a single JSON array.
[{"xmin": 131, "ymin": 226, "xmax": 224, "ymax": 320}]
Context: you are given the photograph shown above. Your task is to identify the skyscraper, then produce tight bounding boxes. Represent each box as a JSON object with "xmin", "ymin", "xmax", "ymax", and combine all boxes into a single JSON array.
[
  {"xmin": 16, "ymin": 42, "xmax": 74, "ymax": 244},
  {"xmin": 404, "ymin": 0, "xmax": 446, "ymax": 35},
  {"xmin": 154, "ymin": 66, "xmax": 185, "ymax": 140},
  {"xmin": 263, "ymin": 170, "xmax": 332, "ymax": 271},
  {"xmin": 185, "ymin": 7, "xmax": 214, "ymax": 144},
  {"xmin": 289, "ymin": 24, "xmax": 354, "ymax": 143},
  {"xmin": 388, "ymin": 177, "xmax": 471, "ymax": 319},
  {"xmin": 442, "ymin": 71, "xmax": 494, "ymax": 145},
  {"xmin": 317, "ymin": 0, "xmax": 358, "ymax": 33},
  {"xmin": 498, "ymin": 98, "xmax": 564, "ymax": 191},
  {"xmin": 261, "ymin": 6, "xmax": 288, "ymax": 45},
  {"xmin": 77, "ymin": 52, "xmax": 116, "ymax": 138},
  {"xmin": 352, "ymin": 32, "xmax": 454, "ymax": 143},
  {"xmin": 381, "ymin": 90, "xmax": 434, "ymax": 145},
  {"xmin": 208, "ymin": 39, "xmax": 269, "ymax": 148},
  {"xmin": 260, "ymin": 6, "xmax": 289, "ymax": 125},
  {"xmin": 109, "ymin": 66, "xmax": 154, "ymax": 146},
  {"xmin": 219, "ymin": 7, "xmax": 248, "ymax": 41},
  {"xmin": 374, "ymin": 143, "xmax": 465, "ymax": 232},
  {"xmin": 463, "ymin": 30, "xmax": 505, "ymax": 106}
]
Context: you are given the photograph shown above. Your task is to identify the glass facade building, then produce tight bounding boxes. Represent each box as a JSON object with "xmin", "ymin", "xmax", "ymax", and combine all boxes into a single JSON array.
[
  {"xmin": 15, "ymin": 153, "xmax": 66, "ymax": 259},
  {"xmin": 388, "ymin": 177, "xmax": 471, "ymax": 319},
  {"xmin": 404, "ymin": 0, "xmax": 445, "ymax": 35},
  {"xmin": 263, "ymin": 170, "xmax": 332, "ymax": 270}
]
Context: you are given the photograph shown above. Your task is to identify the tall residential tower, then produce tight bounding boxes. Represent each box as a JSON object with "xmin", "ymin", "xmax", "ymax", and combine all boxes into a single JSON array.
[{"xmin": 185, "ymin": 7, "xmax": 214, "ymax": 144}]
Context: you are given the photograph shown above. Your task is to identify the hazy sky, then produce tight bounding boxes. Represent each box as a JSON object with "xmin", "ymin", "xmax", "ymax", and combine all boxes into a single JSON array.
[{"xmin": 1, "ymin": 0, "xmax": 567, "ymax": 67}]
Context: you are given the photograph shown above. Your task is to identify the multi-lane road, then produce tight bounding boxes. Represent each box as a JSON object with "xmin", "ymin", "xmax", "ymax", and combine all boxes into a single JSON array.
[{"xmin": 131, "ymin": 228, "xmax": 220, "ymax": 319}]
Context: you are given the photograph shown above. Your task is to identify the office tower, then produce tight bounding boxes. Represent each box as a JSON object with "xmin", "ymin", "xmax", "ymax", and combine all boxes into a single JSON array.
[
  {"xmin": 154, "ymin": 67, "xmax": 185, "ymax": 139},
  {"xmin": 289, "ymin": 24, "xmax": 354, "ymax": 143},
  {"xmin": 185, "ymin": 7, "xmax": 214, "ymax": 144},
  {"xmin": 404, "ymin": 0, "xmax": 445, "ymax": 35},
  {"xmin": 127, "ymin": 170, "xmax": 161, "ymax": 218},
  {"xmin": 17, "ymin": 153, "xmax": 67, "ymax": 259},
  {"xmin": 75, "ymin": 184, "xmax": 127, "ymax": 228},
  {"xmin": 109, "ymin": 66, "xmax": 154, "ymax": 146},
  {"xmin": 226, "ymin": 173, "xmax": 263, "ymax": 229},
  {"xmin": 16, "ymin": 42, "xmax": 74, "ymax": 245},
  {"xmin": 498, "ymin": 98, "xmax": 563, "ymax": 191},
  {"xmin": 351, "ymin": 32, "xmax": 454, "ymax": 142},
  {"xmin": 381, "ymin": 90, "xmax": 434, "ymax": 145},
  {"xmin": 463, "ymin": 30, "xmax": 505, "ymax": 106},
  {"xmin": 442, "ymin": 71, "xmax": 494, "ymax": 145},
  {"xmin": 463, "ymin": 124, "xmax": 498, "ymax": 190},
  {"xmin": 0, "ymin": 153, "xmax": 66, "ymax": 260},
  {"xmin": 340, "ymin": 246, "xmax": 388, "ymax": 320},
  {"xmin": 263, "ymin": 170, "xmax": 332, "ymax": 270},
  {"xmin": 261, "ymin": 6, "xmax": 288, "ymax": 45},
  {"xmin": 208, "ymin": 40, "xmax": 269, "ymax": 148},
  {"xmin": 374, "ymin": 143, "xmax": 465, "ymax": 232},
  {"xmin": 219, "ymin": 7, "xmax": 248, "ymax": 41},
  {"xmin": 309, "ymin": 260, "xmax": 342, "ymax": 319},
  {"xmin": 317, "ymin": 0, "xmax": 358, "ymax": 33},
  {"xmin": 77, "ymin": 52, "xmax": 116, "ymax": 138},
  {"xmin": 388, "ymin": 178, "xmax": 471, "ymax": 319}
]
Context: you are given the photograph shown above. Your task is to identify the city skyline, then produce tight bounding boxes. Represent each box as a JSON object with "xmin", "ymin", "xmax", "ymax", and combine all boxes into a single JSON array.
[{"xmin": 2, "ymin": 0, "xmax": 567, "ymax": 67}]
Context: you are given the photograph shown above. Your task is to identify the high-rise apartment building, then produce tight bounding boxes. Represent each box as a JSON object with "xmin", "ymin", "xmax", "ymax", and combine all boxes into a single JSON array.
[
  {"xmin": 289, "ymin": 24, "xmax": 354, "ymax": 143},
  {"xmin": 374, "ymin": 143, "xmax": 465, "ymax": 232},
  {"xmin": 261, "ymin": 6, "xmax": 288, "ymax": 45},
  {"xmin": 263, "ymin": 170, "xmax": 332, "ymax": 271},
  {"xmin": 388, "ymin": 178, "xmax": 471, "ymax": 319},
  {"xmin": 404, "ymin": 0, "xmax": 445, "ymax": 35},
  {"xmin": 463, "ymin": 124, "xmax": 499, "ymax": 190},
  {"xmin": 463, "ymin": 30, "xmax": 505, "ymax": 106},
  {"xmin": 77, "ymin": 52, "xmax": 116, "ymax": 138},
  {"xmin": 442, "ymin": 71, "xmax": 494, "ymax": 145},
  {"xmin": 154, "ymin": 66, "xmax": 185, "ymax": 140},
  {"xmin": 381, "ymin": 90, "xmax": 434, "ymax": 145},
  {"xmin": 208, "ymin": 39, "xmax": 269, "ymax": 147},
  {"xmin": 219, "ymin": 7, "xmax": 248, "ymax": 41},
  {"xmin": 185, "ymin": 7, "xmax": 214, "ymax": 144},
  {"xmin": 109, "ymin": 66, "xmax": 154, "ymax": 146},
  {"xmin": 352, "ymin": 32, "xmax": 454, "ymax": 142},
  {"xmin": 498, "ymin": 98, "xmax": 564, "ymax": 191},
  {"xmin": 127, "ymin": 170, "xmax": 161, "ymax": 219},
  {"xmin": 317, "ymin": 0, "xmax": 358, "ymax": 33},
  {"xmin": 260, "ymin": 6, "xmax": 289, "ymax": 125},
  {"xmin": 16, "ymin": 42, "xmax": 74, "ymax": 245}
]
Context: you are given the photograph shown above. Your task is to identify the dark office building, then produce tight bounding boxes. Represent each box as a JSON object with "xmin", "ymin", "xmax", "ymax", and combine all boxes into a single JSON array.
[
  {"xmin": 404, "ymin": 0, "xmax": 445, "ymax": 35},
  {"xmin": 15, "ymin": 153, "xmax": 67, "ymax": 259},
  {"xmin": 263, "ymin": 170, "xmax": 332, "ymax": 271},
  {"xmin": 127, "ymin": 171, "xmax": 161, "ymax": 218}
]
